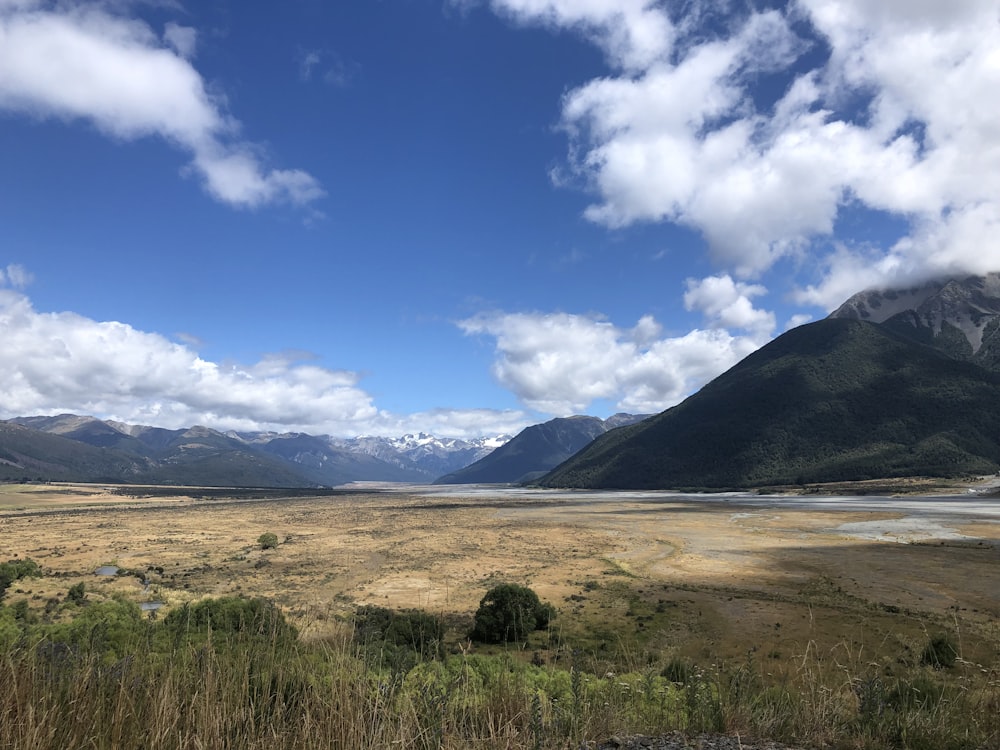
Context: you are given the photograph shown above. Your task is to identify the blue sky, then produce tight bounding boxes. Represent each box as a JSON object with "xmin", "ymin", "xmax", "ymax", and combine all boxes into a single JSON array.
[{"xmin": 1, "ymin": 0, "xmax": 999, "ymax": 438}]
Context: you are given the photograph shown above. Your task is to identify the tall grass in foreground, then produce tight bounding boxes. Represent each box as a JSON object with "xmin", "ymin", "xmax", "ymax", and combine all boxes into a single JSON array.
[{"xmin": 1, "ymin": 628, "xmax": 998, "ymax": 749}]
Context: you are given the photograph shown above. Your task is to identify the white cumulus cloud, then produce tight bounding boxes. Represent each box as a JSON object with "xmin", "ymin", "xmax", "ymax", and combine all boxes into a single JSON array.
[
  {"xmin": 466, "ymin": 0, "xmax": 1000, "ymax": 417},
  {"xmin": 683, "ymin": 275, "xmax": 775, "ymax": 337},
  {"xmin": 485, "ymin": 0, "xmax": 674, "ymax": 71},
  {"xmin": 0, "ymin": 283, "xmax": 524, "ymax": 439},
  {"xmin": 459, "ymin": 295, "xmax": 773, "ymax": 415},
  {"xmin": 0, "ymin": 1, "xmax": 323, "ymax": 208},
  {"xmin": 496, "ymin": 0, "xmax": 1000, "ymax": 298}
]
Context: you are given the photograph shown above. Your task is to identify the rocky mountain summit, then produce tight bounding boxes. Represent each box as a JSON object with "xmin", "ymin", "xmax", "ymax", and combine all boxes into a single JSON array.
[
  {"xmin": 830, "ymin": 272, "xmax": 1000, "ymax": 369},
  {"xmin": 330, "ymin": 432, "xmax": 509, "ymax": 479}
]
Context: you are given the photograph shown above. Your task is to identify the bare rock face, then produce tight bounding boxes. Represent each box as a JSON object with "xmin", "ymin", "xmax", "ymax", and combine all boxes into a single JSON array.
[{"xmin": 829, "ymin": 272, "xmax": 1000, "ymax": 369}]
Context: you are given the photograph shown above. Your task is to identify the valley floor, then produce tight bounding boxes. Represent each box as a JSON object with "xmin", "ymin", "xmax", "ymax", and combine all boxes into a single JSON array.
[
  {"xmin": 2, "ymin": 482, "xmax": 998, "ymax": 654},
  {"xmin": 2, "ymin": 482, "xmax": 998, "ymax": 748}
]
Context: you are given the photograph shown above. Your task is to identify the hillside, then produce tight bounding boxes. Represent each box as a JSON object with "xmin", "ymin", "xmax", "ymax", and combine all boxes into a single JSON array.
[
  {"xmin": 0, "ymin": 421, "xmax": 149, "ymax": 482},
  {"xmin": 539, "ymin": 318, "xmax": 1000, "ymax": 490},
  {"xmin": 2, "ymin": 417, "xmax": 422, "ymax": 487},
  {"xmin": 435, "ymin": 414, "xmax": 647, "ymax": 484},
  {"xmin": 251, "ymin": 433, "xmax": 425, "ymax": 485},
  {"xmin": 2, "ymin": 413, "xmax": 515, "ymax": 486}
]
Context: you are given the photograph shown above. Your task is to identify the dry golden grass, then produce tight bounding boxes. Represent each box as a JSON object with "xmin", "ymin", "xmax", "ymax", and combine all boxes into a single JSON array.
[
  {"xmin": 2, "ymin": 482, "xmax": 997, "ymax": 669},
  {"xmin": 3, "ymin": 482, "xmax": 1000, "ymax": 749}
]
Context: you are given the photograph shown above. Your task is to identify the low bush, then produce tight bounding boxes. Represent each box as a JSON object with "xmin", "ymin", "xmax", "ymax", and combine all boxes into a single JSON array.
[
  {"xmin": 0, "ymin": 591, "xmax": 996, "ymax": 750},
  {"xmin": 65, "ymin": 582, "xmax": 87, "ymax": 604},
  {"xmin": 920, "ymin": 633, "xmax": 958, "ymax": 668},
  {"xmin": 38, "ymin": 598, "xmax": 146, "ymax": 660},
  {"xmin": 0, "ymin": 558, "xmax": 41, "ymax": 600},
  {"xmin": 472, "ymin": 583, "xmax": 554, "ymax": 644},
  {"xmin": 353, "ymin": 605, "xmax": 446, "ymax": 665},
  {"xmin": 164, "ymin": 596, "xmax": 297, "ymax": 644}
]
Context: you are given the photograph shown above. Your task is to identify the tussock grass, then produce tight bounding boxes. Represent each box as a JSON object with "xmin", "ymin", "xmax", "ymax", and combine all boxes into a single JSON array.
[{"xmin": 1, "ymin": 598, "xmax": 998, "ymax": 750}]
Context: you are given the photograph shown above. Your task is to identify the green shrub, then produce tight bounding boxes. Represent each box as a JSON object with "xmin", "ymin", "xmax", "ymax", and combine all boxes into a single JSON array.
[
  {"xmin": 920, "ymin": 633, "xmax": 958, "ymax": 669},
  {"xmin": 662, "ymin": 656, "xmax": 693, "ymax": 684},
  {"xmin": 353, "ymin": 605, "xmax": 445, "ymax": 663},
  {"xmin": 353, "ymin": 604, "xmax": 395, "ymax": 643},
  {"xmin": 65, "ymin": 582, "xmax": 87, "ymax": 604},
  {"xmin": 385, "ymin": 609, "xmax": 445, "ymax": 659},
  {"xmin": 0, "ymin": 558, "xmax": 41, "ymax": 600},
  {"xmin": 0, "ymin": 605, "xmax": 22, "ymax": 650},
  {"xmin": 40, "ymin": 598, "xmax": 146, "ymax": 659},
  {"xmin": 164, "ymin": 596, "xmax": 297, "ymax": 644},
  {"xmin": 257, "ymin": 532, "xmax": 279, "ymax": 550},
  {"xmin": 471, "ymin": 583, "xmax": 554, "ymax": 644}
]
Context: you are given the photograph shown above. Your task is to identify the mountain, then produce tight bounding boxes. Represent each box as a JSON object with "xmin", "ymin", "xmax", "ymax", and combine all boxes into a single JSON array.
[
  {"xmin": 3, "ymin": 416, "xmax": 331, "ymax": 487},
  {"xmin": 0, "ymin": 420, "xmax": 150, "ymax": 483},
  {"xmin": 3, "ymin": 415, "xmax": 509, "ymax": 486},
  {"xmin": 435, "ymin": 414, "xmax": 649, "ymax": 484},
  {"xmin": 5, "ymin": 417, "xmax": 414, "ymax": 486},
  {"xmin": 249, "ymin": 433, "xmax": 428, "ymax": 485},
  {"xmin": 329, "ymin": 433, "xmax": 510, "ymax": 479},
  {"xmin": 229, "ymin": 430, "xmax": 509, "ymax": 482},
  {"xmin": 539, "ymin": 318, "xmax": 1000, "ymax": 490},
  {"xmin": 831, "ymin": 273, "xmax": 1000, "ymax": 370}
]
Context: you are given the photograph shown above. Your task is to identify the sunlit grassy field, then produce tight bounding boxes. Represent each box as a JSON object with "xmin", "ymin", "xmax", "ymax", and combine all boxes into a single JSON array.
[{"xmin": 1, "ymin": 483, "xmax": 998, "ymax": 748}]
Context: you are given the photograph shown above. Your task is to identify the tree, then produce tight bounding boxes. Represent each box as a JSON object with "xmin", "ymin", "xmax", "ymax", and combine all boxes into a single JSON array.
[
  {"xmin": 257, "ymin": 532, "xmax": 279, "ymax": 550},
  {"xmin": 471, "ymin": 583, "xmax": 554, "ymax": 644}
]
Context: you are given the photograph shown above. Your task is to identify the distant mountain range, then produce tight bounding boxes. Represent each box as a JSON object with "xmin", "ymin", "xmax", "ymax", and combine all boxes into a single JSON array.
[
  {"xmin": 0, "ymin": 414, "xmax": 509, "ymax": 486},
  {"xmin": 435, "ymin": 413, "xmax": 649, "ymax": 484},
  {"xmin": 541, "ymin": 274, "xmax": 1000, "ymax": 490},
  {"xmin": 7, "ymin": 274, "xmax": 1000, "ymax": 491}
]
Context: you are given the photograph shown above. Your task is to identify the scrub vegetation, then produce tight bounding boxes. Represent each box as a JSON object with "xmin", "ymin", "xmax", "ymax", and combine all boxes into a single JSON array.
[
  {"xmin": 0, "ymin": 485, "xmax": 998, "ymax": 749},
  {"xmin": 1, "ymin": 565, "xmax": 998, "ymax": 749}
]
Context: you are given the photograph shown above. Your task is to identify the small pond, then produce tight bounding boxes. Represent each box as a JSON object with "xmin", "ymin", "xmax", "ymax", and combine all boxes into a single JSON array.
[
  {"xmin": 94, "ymin": 565, "xmax": 119, "ymax": 576},
  {"xmin": 140, "ymin": 601, "xmax": 164, "ymax": 612}
]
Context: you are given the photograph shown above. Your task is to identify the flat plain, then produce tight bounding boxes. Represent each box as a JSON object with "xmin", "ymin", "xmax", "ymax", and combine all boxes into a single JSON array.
[{"xmin": 2, "ymin": 481, "xmax": 998, "ymax": 672}]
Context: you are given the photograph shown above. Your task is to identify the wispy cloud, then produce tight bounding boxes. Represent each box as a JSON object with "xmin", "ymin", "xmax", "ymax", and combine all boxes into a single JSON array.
[
  {"xmin": 0, "ymin": 2, "xmax": 323, "ymax": 208},
  {"xmin": 298, "ymin": 48, "xmax": 359, "ymax": 87},
  {"xmin": 163, "ymin": 21, "xmax": 196, "ymax": 59},
  {"xmin": 0, "ymin": 263, "xmax": 33, "ymax": 289}
]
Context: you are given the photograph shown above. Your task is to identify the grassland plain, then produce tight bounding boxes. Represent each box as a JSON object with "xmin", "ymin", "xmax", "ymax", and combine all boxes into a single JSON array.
[{"xmin": 1, "ymin": 482, "xmax": 998, "ymax": 749}]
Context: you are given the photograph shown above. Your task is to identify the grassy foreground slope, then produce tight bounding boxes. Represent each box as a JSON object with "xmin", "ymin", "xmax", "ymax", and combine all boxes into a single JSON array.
[
  {"xmin": 3, "ymin": 586, "xmax": 997, "ymax": 749},
  {"xmin": 541, "ymin": 319, "xmax": 1000, "ymax": 490}
]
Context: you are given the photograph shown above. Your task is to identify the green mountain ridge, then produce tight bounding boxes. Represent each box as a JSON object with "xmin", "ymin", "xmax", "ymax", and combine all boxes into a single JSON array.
[
  {"xmin": 0, "ymin": 417, "xmax": 422, "ymax": 487},
  {"xmin": 435, "ymin": 415, "xmax": 613, "ymax": 485},
  {"xmin": 0, "ymin": 421, "xmax": 151, "ymax": 483},
  {"xmin": 539, "ymin": 318, "xmax": 1000, "ymax": 490}
]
